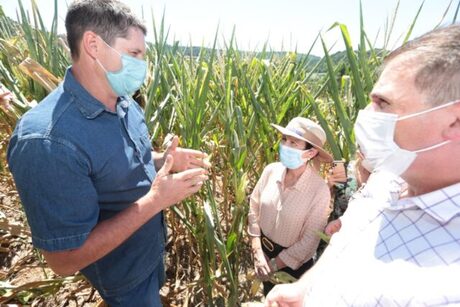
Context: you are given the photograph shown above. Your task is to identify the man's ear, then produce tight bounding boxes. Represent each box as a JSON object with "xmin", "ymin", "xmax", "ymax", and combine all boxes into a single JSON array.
[
  {"xmin": 81, "ymin": 31, "xmax": 100, "ymax": 60},
  {"xmin": 443, "ymin": 103, "xmax": 460, "ymax": 141}
]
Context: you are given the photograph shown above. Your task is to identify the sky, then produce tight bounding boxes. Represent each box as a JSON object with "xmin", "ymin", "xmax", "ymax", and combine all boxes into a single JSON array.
[{"xmin": 0, "ymin": 0, "xmax": 457, "ymax": 56}]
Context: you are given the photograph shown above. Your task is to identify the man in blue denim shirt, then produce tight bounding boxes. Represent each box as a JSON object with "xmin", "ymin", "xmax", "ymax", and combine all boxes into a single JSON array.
[{"xmin": 7, "ymin": 1, "xmax": 209, "ymax": 305}]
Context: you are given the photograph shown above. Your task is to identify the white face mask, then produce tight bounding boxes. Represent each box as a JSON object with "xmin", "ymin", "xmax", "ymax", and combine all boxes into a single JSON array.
[{"xmin": 354, "ymin": 100, "xmax": 458, "ymax": 176}]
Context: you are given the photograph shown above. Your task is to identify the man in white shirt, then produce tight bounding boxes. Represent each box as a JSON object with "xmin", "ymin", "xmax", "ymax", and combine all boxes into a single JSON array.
[{"xmin": 265, "ymin": 24, "xmax": 460, "ymax": 307}]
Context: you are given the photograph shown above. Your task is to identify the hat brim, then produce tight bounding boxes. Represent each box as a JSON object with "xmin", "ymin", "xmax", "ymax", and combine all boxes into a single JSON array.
[{"xmin": 271, "ymin": 123, "xmax": 333, "ymax": 163}]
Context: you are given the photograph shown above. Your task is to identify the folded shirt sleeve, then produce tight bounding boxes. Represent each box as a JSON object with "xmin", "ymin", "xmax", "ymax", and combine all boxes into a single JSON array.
[
  {"xmin": 7, "ymin": 137, "xmax": 99, "ymax": 252},
  {"xmin": 247, "ymin": 165, "xmax": 272, "ymax": 237}
]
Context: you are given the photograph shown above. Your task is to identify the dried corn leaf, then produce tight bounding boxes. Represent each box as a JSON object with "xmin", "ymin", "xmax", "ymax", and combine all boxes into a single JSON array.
[
  {"xmin": 0, "ymin": 216, "xmax": 31, "ymax": 237},
  {"xmin": 0, "ymin": 38, "xmax": 21, "ymax": 59},
  {"xmin": 58, "ymin": 36, "xmax": 71, "ymax": 58},
  {"xmin": 250, "ymin": 278, "xmax": 261, "ymax": 297},
  {"xmin": 269, "ymin": 271, "xmax": 297, "ymax": 284},
  {"xmin": 0, "ymin": 275, "xmax": 84, "ymax": 304},
  {"xmin": 18, "ymin": 57, "xmax": 60, "ymax": 92}
]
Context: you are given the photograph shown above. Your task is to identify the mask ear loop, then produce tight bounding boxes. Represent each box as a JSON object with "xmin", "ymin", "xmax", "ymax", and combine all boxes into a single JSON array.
[
  {"xmin": 96, "ymin": 58, "xmax": 108, "ymax": 73},
  {"xmin": 413, "ymin": 140, "xmax": 451, "ymax": 153},
  {"xmin": 399, "ymin": 99, "xmax": 460, "ymax": 121},
  {"xmin": 397, "ymin": 100, "xmax": 459, "ymax": 153},
  {"xmin": 303, "ymin": 147, "xmax": 319, "ymax": 168},
  {"xmin": 96, "ymin": 36, "xmax": 123, "ymax": 73},
  {"xmin": 95, "ymin": 36, "xmax": 116, "ymax": 74},
  {"xmin": 98, "ymin": 36, "xmax": 122, "ymax": 57}
]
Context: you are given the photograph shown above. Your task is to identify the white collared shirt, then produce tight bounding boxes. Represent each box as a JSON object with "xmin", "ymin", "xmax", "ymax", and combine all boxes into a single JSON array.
[{"xmin": 304, "ymin": 173, "xmax": 460, "ymax": 306}]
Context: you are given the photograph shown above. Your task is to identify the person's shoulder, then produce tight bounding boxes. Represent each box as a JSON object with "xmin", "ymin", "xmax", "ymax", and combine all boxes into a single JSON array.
[
  {"xmin": 258, "ymin": 162, "xmax": 283, "ymax": 179},
  {"xmin": 17, "ymin": 85, "xmax": 69, "ymax": 136},
  {"xmin": 308, "ymin": 167, "xmax": 329, "ymax": 188},
  {"xmin": 264, "ymin": 162, "xmax": 285, "ymax": 173},
  {"xmin": 266, "ymin": 161, "xmax": 284, "ymax": 170}
]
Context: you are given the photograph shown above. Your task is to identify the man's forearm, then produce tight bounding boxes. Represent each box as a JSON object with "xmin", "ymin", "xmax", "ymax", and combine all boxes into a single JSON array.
[{"xmin": 42, "ymin": 192, "xmax": 162, "ymax": 275}]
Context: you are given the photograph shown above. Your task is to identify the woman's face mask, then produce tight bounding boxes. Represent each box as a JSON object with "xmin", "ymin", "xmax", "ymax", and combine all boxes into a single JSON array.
[
  {"xmin": 96, "ymin": 37, "xmax": 147, "ymax": 97},
  {"xmin": 279, "ymin": 144, "xmax": 309, "ymax": 169},
  {"xmin": 354, "ymin": 100, "xmax": 458, "ymax": 176}
]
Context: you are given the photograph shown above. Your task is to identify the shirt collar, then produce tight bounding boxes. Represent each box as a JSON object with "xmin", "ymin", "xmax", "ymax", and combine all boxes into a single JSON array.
[
  {"xmin": 276, "ymin": 164, "xmax": 314, "ymax": 191},
  {"xmin": 389, "ymin": 182, "xmax": 460, "ymax": 223},
  {"xmin": 116, "ymin": 97, "xmax": 131, "ymax": 118},
  {"xmin": 63, "ymin": 67, "xmax": 131, "ymax": 119}
]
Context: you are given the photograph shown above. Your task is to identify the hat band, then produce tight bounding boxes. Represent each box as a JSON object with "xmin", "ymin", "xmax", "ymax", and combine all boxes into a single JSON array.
[{"xmin": 287, "ymin": 127, "xmax": 323, "ymax": 148}]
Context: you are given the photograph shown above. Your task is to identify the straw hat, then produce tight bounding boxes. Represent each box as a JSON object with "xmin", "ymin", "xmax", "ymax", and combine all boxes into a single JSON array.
[{"xmin": 271, "ymin": 117, "xmax": 333, "ymax": 163}]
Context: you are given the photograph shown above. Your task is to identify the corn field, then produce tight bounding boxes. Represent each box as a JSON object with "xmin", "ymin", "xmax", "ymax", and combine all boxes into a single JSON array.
[{"xmin": 0, "ymin": 0, "xmax": 458, "ymax": 305}]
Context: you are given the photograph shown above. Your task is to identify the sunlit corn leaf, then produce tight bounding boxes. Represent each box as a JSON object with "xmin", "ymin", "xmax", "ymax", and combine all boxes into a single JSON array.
[
  {"xmin": 317, "ymin": 230, "xmax": 331, "ymax": 243},
  {"xmin": 18, "ymin": 57, "xmax": 59, "ymax": 92},
  {"xmin": 403, "ymin": 1, "xmax": 425, "ymax": 44},
  {"xmin": 269, "ymin": 271, "xmax": 298, "ymax": 284}
]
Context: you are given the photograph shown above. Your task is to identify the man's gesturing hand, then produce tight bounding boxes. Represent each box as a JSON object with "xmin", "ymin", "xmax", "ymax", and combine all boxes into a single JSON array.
[
  {"xmin": 148, "ymin": 155, "xmax": 208, "ymax": 210},
  {"xmin": 163, "ymin": 135, "xmax": 211, "ymax": 172}
]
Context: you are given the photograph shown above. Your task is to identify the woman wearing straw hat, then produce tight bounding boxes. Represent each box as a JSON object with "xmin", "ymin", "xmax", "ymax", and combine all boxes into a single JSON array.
[{"xmin": 248, "ymin": 117, "xmax": 333, "ymax": 296}]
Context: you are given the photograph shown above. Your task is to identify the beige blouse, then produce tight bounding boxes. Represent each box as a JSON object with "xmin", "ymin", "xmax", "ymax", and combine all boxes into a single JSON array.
[{"xmin": 248, "ymin": 162, "xmax": 331, "ymax": 270}]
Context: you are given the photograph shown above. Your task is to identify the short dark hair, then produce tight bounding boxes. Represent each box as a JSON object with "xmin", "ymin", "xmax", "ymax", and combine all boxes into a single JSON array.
[
  {"xmin": 65, "ymin": 0, "xmax": 147, "ymax": 59},
  {"xmin": 384, "ymin": 24, "xmax": 460, "ymax": 106}
]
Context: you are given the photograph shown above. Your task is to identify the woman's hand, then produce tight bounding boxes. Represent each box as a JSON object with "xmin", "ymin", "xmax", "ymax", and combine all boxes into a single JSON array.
[
  {"xmin": 324, "ymin": 218, "xmax": 342, "ymax": 237},
  {"xmin": 253, "ymin": 248, "xmax": 272, "ymax": 280}
]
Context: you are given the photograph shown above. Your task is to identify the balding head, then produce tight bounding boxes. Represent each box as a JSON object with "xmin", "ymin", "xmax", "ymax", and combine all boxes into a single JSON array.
[{"xmin": 384, "ymin": 24, "xmax": 460, "ymax": 106}]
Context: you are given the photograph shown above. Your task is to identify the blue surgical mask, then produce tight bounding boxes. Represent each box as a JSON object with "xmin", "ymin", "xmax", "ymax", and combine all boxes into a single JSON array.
[
  {"xmin": 97, "ymin": 38, "xmax": 147, "ymax": 97},
  {"xmin": 279, "ymin": 144, "xmax": 306, "ymax": 169}
]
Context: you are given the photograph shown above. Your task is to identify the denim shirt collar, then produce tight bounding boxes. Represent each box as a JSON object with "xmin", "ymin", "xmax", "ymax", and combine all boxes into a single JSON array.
[
  {"xmin": 63, "ymin": 67, "xmax": 131, "ymax": 119},
  {"xmin": 116, "ymin": 97, "xmax": 131, "ymax": 118}
]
